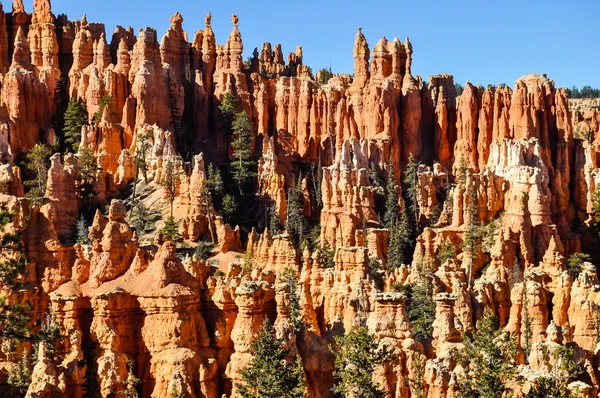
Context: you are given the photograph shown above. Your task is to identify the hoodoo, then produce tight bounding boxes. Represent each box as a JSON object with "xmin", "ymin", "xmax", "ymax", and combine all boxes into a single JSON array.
[{"xmin": 0, "ymin": 2, "xmax": 598, "ymax": 398}]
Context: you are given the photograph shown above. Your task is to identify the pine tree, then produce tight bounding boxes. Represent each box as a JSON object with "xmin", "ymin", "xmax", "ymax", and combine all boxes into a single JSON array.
[
  {"xmin": 77, "ymin": 147, "xmax": 101, "ymax": 208},
  {"xmin": 51, "ymin": 75, "xmax": 67, "ymax": 151},
  {"xmin": 408, "ymin": 289, "xmax": 435, "ymax": 341},
  {"xmin": 0, "ymin": 208, "xmax": 26, "ymax": 292},
  {"xmin": 24, "ymin": 143, "xmax": 52, "ymax": 206},
  {"xmin": 454, "ymin": 309, "xmax": 519, "ymax": 398},
  {"xmin": 309, "ymin": 161, "xmax": 323, "ymax": 209},
  {"xmin": 384, "ymin": 164, "xmax": 400, "ymax": 229},
  {"xmin": 160, "ymin": 216, "xmax": 181, "ymax": 242},
  {"xmin": 320, "ymin": 241, "xmax": 335, "ymax": 268},
  {"xmin": 331, "ymin": 325, "xmax": 392, "ymax": 398},
  {"xmin": 127, "ymin": 202, "xmax": 161, "ymax": 235},
  {"xmin": 121, "ymin": 359, "xmax": 142, "ymax": 397},
  {"xmin": 63, "ymin": 99, "xmax": 89, "ymax": 152},
  {"xmin": 169, "ymin": 385, "xmax": 186, "ymax": 398},
  {"xmin": 438, "ymin": 238, "xmax": 456, "ymax": 265},
  {"xmin": 166, "ymin": 72, "xmax": 182, "ymax": 143},
  {"xmin": 80, "ymin": 339, "xmax": 101, "ymax": 398},
  {"xmin": 206, "ymin": 163, "xmax": 224, "ymax": 198},
  {"xmin": 403, "ymin": 153, "xmax": 420, "ymax": 230},
  {"xmin": 93, "ymin": 94, "xmax": 116, "ymax": 123},
  {"xmin": 218, "ymin": 92, "xmax": 239, "ymax": 124},
  {"xmin": 566, "ymin": 252, "xmax": 591, "ymax": 278},
  {"xmin": 195, "ymin": 240, "xmax": 216, "ymax": 261},
  {"xmin": 135, "ymin": 132, "xmax": 153, "ymax": 184},
  {"xmin": 593, "ymin": 189, "xmax": 600, "ymax": 236},
  {"xmin": 384, "ymin": 164, "xmax": 411, "ymax": 269},
  {"xmin": 317, "ymin": 67, "xmax": 334, "ymax": 85},
  {"xmin": 221, "ymin": 194, "xmax": 237, "ymax": 226},
  {"xmin": 462, "ymin": 176, "xmax": 481, "ymax": 288},
  {"xmin": 159, "ymin": 157, "xmax": 182, "ymax": 218},
  {"xmin": 281, "ymin": 268, "xmax": 304, "ymax": 333},
  {"xmin": 129, "ymin": 131, "xmax": 153, "ymax": 216},
  {"xmin": 75, "ymin": 215, "xmax": 91, "ymax": 245},
  {"xmin": 0, "ymin": 209, "xmax": 62, "ymax": 394},
  {"xmin": 231, "ymin": 112, "xmax": 256, "ymax": 195},
  {"xmin": 237, "ymin": 319, "xmax": 305, "ymax": 398},
  {"xmin": 286, "ymin": 176, "xmax": 305, "ymax": 248},
  {"xmin": 368, "ymin": 162, "xmax": 385, "ymax": 195},
  {"xmin": 405, "ymin": 352, "xmax": 427, "ymax": 398},
  {"xmin": 526, "ymin": 345, "xmax": 580, "ymax": 398},
  {"xmin": 0, "ymin": 209, "xmax": 31, "ymax": 344},
  {"xmin": 268, "ymin": 201, "xmax": 283, "ymax": 235},
  {"xmin": 201, "ymin": 163, "xmax": 223, "ymax": 243},
  {"xmin": 7, "ymin": 348, "xmax": 32, "ymax": 395}
]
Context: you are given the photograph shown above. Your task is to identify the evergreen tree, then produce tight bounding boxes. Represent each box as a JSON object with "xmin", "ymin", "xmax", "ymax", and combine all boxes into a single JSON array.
[
  {"xmin": 135, "ymin": 132, "xmax": 153, "ymax": 184},
  {"xmin": 403, "ymin": 153, "xmax": 420, "ymax": 230},
  {"xmin": 331, "ymin": 325, "xmax": 392, "ymax": 398},
  {"xmin": 24, "ymin": 143, "xmax": 52, "ymax": 206},
  {"xmin": 159, "ymin": 157, "xmax": 182, "ymax": 218},
  {"xmin": 80, "ymin": 339, "xmax": 101, "ymax": 398},
  {"xmin": 405, "ymin": 352, "xmax": 427, "ymax": 398},
  {"xmin": 384, "ymin": 165, "xmax": 400, "ymax": 229},
  {"xmin": 566, "ymin": 252, "xmax": 591, "ymax": 278},
  {"xmin": 268, "ymin": 201, "xmax": 283, "ymax": 235},
  {"xmin": 231, "ymin": 112, "xmax": 256, "ymax": 195},
  {"xmin": 454, "ymin": 310, "xmax": 519, "ymax": 398},
  {"xmin": 592, "ymin": 188, "xmax": 600, "ymax": 238},
  {"xmin": 129, "ymin": 131, "xmax": 153, "ymax": 216},
  {"xmin": 317, "ymin": 67, "xmax": 334, "ymax": 85},
  {"xmin": 462, "ymin": 177, "xmax": 481, "ymax": 288},
  {"xmin": 75, "ymin": 215, "xmax": 91, "ymax": 245},
  {"xmin": 368, "ymin": 256, "xmax": 385, "ymax": 290},
  {"xmin": 7, "ymin": 348, "xmax": 32, "ymax": 395},
  {"xmin": 218, "ymin": 92, "xmax": 239, "ymax": 124},
  {"xmin": 63, "ymin": 99, "xmax": 89, "ymax": 152},
  {"xmin": 286, "ymin": 176, "xmax": 305, "ymax": 248},
  {"xmin": 93, "ymin": 94, "xmax": 116, "ymax": 123},
  {"xmin": 160, "ymin": 216, "xmax": 181, "ymax": 242},
  {"xmin": 121, "ymin": 359, "xmax": 142, "ymax": 397},
  {"xmin": 0, "ymin": 208, "xmax": 30, "ymax": 344},
  {"xmin": 309, "ymin": 161, "xmax": 323, "ymax": 209},
  {"xmin": 169, "ymin": 385, "xmax": 186, "ymax": 398},
  {"xmin": 320, "ymin": 241, "xmax": 335, "ymax": 268},
  {"xmin": 526, "ymin": 345, "xmax": 580, "ymax": 398},
  {"xmin": 1, "ymin": 209, "xmax": 62, "ymax": 395},
  {"xmin": 127, "ymin": 202, "xmax": 161, "ymax": 235},
  {"xmin": 195, "ymin": 240, "xmax": 216, "ymax": 261},
  {"xmin": 438, "ymin": 238, "xmax": 456, "ymax": 265},
  {"xmin": 368, "ymin": 162, "xmax": 385, "ymax": 195},
  {"xmin": 406, "ymin": 255, "xmax": 436, "ymax": 342},
  {"xmin": 77, "ymin": 147, "xmax": 101, "ymax": 207},
  {"xmin": 457, "ymin": 156, "xmax": 468, "ymax": 187},
  {"xmin": 206, "ymin": 163, "xmax": 224, "ymax": 198},
  {"xmin": 221, "ymin": 194, "xmax": 237, "ymax": 226},
  {"xmin": 51, "ymin": 75, "xmax": 67, "ymax": 151},
  {"xmin": 200, "ymin": 163, "xmax": 223, "ymax": 243},
  {"xmin": 384, "ymin": 164, "xmax": 411, "ymax": 269},
  {"xmin": 281, "ymin": 268, "xmax": 304, "ymax": 333},
  {"xmin": 166, "ymin": 72, "xmax": 184, "ymax": 153},
  {"xmin": 237, "ymin": 319, "xmax": 305, "ymax": 398}
]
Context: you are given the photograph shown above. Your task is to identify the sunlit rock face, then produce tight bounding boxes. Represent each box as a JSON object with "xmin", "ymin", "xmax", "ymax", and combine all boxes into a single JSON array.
[{"xmin": 0, "ymin": 3, "xmax": 599, "ymax": 397}]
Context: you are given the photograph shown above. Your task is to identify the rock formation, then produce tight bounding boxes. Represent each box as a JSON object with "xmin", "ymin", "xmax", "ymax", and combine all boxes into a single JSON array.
[{"xmin": 0, "ymin": 3, "xmax": 598, "ymax": 398}]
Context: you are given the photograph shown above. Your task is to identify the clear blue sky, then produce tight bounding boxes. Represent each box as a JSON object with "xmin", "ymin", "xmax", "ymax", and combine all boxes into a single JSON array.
[{"xmin": 47, "ymin": 0, "xmax": 598, "ymax": 88}]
